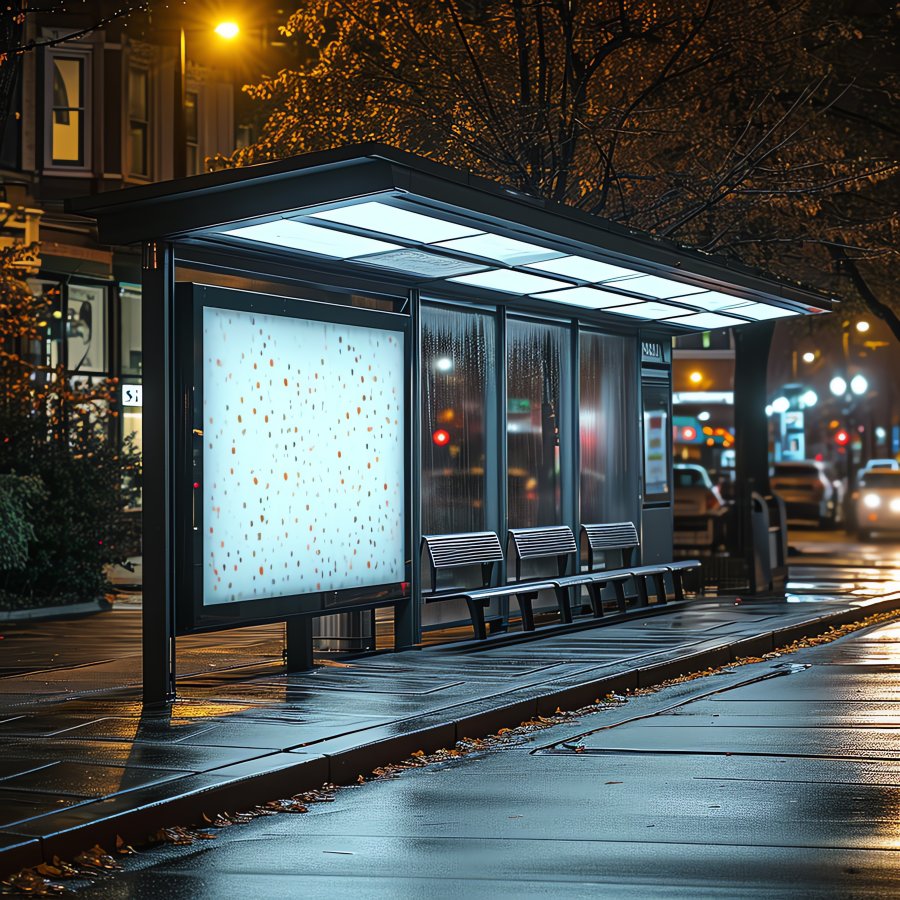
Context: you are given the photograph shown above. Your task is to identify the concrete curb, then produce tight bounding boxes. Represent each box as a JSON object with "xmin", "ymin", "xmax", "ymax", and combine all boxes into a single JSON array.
[
  {"xmin": 0, "ymin": 598, "xmax": 112, "ymax": 623},
  {"xmin": 3, "ymin": 592, "xmax": 900, "ymax": 876}
]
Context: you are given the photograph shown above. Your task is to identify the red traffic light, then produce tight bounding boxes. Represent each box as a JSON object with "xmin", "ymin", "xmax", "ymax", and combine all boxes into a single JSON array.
[
  {"xmin": 681, "ymin": 426, "xmax": 697, "ymax": 441},
  {"xmin": 432, "ymin": 429, "xmax": 450, "ymax": 446},
  {"xmin": 834, "ymin": 429, "xmax": 850, "ymax": 446}
]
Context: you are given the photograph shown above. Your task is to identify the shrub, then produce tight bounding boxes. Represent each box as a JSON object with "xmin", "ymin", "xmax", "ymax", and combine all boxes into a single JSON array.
[{"xmin": 0, "ymin": 242, "xmax": 141, "ymax": 609}]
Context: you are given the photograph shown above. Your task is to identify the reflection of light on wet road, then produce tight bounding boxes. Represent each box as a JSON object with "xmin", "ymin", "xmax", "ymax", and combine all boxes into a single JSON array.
[{"xmin": 786, "ymin": 533, "xmax": 900, "ymax": 602}]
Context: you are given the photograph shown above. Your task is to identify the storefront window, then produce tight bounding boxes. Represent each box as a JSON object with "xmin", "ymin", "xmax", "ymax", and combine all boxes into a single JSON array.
[
  {"xmin": 66, "ymin": 283, "xmax": 107, "ymax": 373},
  {"xmin": 120, "ymin": 284, "xmax": 142, "ymax": 375},
  {"xmin": 421, "ymin": 304, "xmax": 496, "ymax": 536},
  {"xmin": 579, "ymin": 331, "xmax": 640, "ymax": 525},
  {"xmin": 506, "ymin": 319, "xmax": 570, "ymax": 528},
  {"xmin": 25, "ymin": 278, "xmax": 63, "ymax": 368}
]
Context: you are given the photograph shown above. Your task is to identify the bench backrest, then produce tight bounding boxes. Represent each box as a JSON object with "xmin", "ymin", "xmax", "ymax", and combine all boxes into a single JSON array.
[
  {"xmin": 581, "ymin": 522, "xmax": 639, "ymax": 570},
  {"xmin": 508, "ymin": 525, "xmax": 577, "ymax": 580},
  {"xmin": 421, "ymin": 532, "xmax": 504, "ymax": 593}
]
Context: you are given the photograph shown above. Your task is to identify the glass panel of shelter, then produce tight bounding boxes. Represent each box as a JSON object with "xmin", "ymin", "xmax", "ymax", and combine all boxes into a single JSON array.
[{"xmin": 420, "ymin": 298, "xmax": 643, "ymax": 627}]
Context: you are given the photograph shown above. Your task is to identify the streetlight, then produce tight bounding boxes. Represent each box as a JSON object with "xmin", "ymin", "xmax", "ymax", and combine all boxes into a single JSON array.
[
  {"xmin": 829, "ymin": 376, "xmax": 847, "ymax": 397},
  {"xmin": 214, "ymin": 22, "xmax": 240, "ymax": 40},
  {"xmin": 849, "ymin": 374, "xmax": 868, "ymax": 396},
  {"xmin": 173, "ymin": 20, "xmax": 241, "ymax": 180},
  {"xmin": 801, "ymin": 351, "xmax": 816, "ymax": 364},
  {"xmin": 829, "ymin": 371, "xmax": 870, "ymax": 497},
  {"xmin": 800, "ymin": 389, "xmax": 817, "ymax": 408}
]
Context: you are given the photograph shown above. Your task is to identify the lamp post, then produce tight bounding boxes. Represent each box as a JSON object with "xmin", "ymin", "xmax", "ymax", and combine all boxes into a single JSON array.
[
  {"xmin": 829, "ymin": 372, "xmax": 868, "ymax": 497},
  {"xmin": 172, "ymin": 21, "xmax": 240, "ymax": 180}
]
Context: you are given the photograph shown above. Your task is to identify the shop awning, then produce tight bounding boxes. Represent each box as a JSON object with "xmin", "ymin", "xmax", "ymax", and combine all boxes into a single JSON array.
[{"xmin": 70, "ymin": 144, "xmax": 833, "ymax": 331}]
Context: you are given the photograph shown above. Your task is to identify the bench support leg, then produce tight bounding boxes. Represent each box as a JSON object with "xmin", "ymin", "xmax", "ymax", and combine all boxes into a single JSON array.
[
  {"xmin": 554, "ymin": 586, "xmax": 573, "ymax": 624},
  {"xmin": 673, "ymin": 572, "xmax": 686, "ymax": 602},
  {"xmin": 517, "ymin": 592, "xmax": 537, "ymax": 631},
  {"xmin": 465, "ymin": 598, "xmax": 488, "ymax": 641},
  {"xmin": 586, "ymin": 583, "xmax": 604, "ymax": 618},
  {"xmin": 652, "ymin": 573, "xmax": 668, "ymax": 604},
  {"xmin": 613, "ymin": 582, "xmax": 628, "ymax": 614},
  {"xmin": 635, "ymin": 577, "xmax": 650, "ymax": 607}
]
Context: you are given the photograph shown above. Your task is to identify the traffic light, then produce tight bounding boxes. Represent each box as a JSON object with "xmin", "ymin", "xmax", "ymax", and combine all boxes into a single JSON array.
[
  {"xmin": 834, "ymin": 428, "xmax": 850, "ymax": 446},
  {"xmin": 432, "ymin": 428, "xmax": 450, "ymax": 446}
]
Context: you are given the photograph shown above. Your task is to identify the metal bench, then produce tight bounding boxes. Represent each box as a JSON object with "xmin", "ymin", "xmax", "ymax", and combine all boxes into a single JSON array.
[
  {"xmin": 420, "ymin": 531, "xmax": 557, "ymax": 640},
  {"xmin": 509, "ymin": 525, "xmax": 633, "ymax": 621},
  {"xmin": 582, "ymin": 522, "xmax": 703, "ymax": 606}
]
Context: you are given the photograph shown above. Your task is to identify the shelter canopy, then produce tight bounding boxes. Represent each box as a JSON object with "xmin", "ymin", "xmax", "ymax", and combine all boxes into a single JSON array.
[{"xmin": 71, "ymin": 144, "xmax": 832, "ymax": 331}]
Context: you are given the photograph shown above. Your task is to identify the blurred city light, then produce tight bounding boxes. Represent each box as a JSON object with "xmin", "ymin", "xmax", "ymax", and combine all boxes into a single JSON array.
[
  {"xmin": 801, "ymin": 351, "xmax": 816, "ymax": 363},
  {"xmin": 688, "ymin": 370, "xmax": 703, "ymax": 384},
  {"xmin": 850, "ymin": 374, "xmax": 869, "ymax": 396},
  {"xmin": 855, "ymin": 320, "xmax": 870, "ymax": 333},
  {"xmin": 697, "ymin": 410, "xmax": 711, "ymax": 422},
  {"xmin": 800, "ymin": 389, "xmax": 818, "ymax": 408},
  {"xmin": 829, "ymin": 376, "xmax": 847, "ymax": 397},
  {"xmin": 771, "ymin": 396, "xmax": 790, "ymax": 414}
]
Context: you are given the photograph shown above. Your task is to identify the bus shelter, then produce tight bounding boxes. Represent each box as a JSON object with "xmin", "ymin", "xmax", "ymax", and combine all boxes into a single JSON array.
[{"xmin": 71, "ymin": 145, "xmax": 832, "ymax": 704}]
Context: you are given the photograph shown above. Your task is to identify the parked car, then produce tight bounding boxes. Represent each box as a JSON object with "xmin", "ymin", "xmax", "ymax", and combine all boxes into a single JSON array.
[
  {"xmin": 853, "ymin": 468, "xmax": 900, "ymax": 540},
  {"xmin": 673, "ymin": 463, "xmax": 726, "ymax": 547},
  {"xmin": 770, "ymin": 460, "xmax": 844, "ymax": 526},
  {"xmin": 856, "ymin": 458, "xmax": 900, "ymax": 484}
]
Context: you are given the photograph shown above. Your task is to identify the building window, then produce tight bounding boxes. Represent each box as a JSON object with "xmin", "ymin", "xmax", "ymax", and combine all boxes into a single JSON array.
[
  {"xmin": 128, "ymin": 67, "xmax": 149, "ymax": 176},
  {"xmin": 120, "ymin": 284, "xmax": 142, "ymax": 376},
  {"xmin": 45, "ymin": 47, "xmax": 92, "ymax": 169},
  {"xmin": 185, "ymin": 89, "xmax": 199, "ymax": 175},
  {"xmin": 25, "ymin": 278, "xmax": 63, "ymax": 368}
]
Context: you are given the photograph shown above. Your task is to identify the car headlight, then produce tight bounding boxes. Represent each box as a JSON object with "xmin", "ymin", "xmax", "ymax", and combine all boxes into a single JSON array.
[
  {"xmin": 891, "ymin": 498, "xmax": 900, "ymax": 513},
  {"xmin": 863, "ymin": 493, "xmax": 881, "ymax": 509}
]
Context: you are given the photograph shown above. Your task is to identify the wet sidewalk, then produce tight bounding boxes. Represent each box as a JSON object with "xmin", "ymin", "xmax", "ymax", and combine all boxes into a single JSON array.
[{"xmin": 1, "ymin": 560, "xmax": 899, "ymax": 876}]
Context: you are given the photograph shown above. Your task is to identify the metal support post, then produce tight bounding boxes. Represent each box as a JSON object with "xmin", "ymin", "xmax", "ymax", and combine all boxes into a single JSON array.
[
  {"xmin": 394, "ymin": 290, "xmax": 420, "ymax": 649},
  {"xmin": 285, "ymin": 616, "xmax": 315, "ymax": 672},
  {"xmin": 141, "ymin": 241, "xmax": 177, "ymax": 705}
]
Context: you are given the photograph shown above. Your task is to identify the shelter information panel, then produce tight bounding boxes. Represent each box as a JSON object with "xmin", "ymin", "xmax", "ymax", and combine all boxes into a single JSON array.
[{"xmin": 200, "ymin": 303, "xmax": 406, "ymax": 608}]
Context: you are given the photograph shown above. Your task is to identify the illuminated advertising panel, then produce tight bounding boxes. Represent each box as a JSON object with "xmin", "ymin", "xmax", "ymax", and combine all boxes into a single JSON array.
[{"xmin": 178, "ymin": 285, "xmax": 409, "ymax": 632}]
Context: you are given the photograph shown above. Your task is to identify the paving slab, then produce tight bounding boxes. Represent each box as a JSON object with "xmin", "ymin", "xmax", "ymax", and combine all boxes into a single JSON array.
[{"xmin": 0, "ymin": 560, "xmax": 899, "ymax": 875}]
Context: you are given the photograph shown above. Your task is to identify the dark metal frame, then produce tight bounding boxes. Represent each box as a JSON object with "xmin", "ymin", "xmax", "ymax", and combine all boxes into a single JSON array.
[{"xmin": 174, "ymin": 282, "xmax": 412, "ymax": 635}]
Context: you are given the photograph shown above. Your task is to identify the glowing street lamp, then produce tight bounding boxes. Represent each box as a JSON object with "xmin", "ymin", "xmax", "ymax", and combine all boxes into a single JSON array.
[
  {"xmin": 214, "ymin": 21, "xmax": 240, "ymax": 40},
  {"xmin": 771, "ymin": 396, "xmax": 790, "ymax": 414},
  {"xmin": 829, "ymin": 376, "xmax": 847, "ymax": 397}
]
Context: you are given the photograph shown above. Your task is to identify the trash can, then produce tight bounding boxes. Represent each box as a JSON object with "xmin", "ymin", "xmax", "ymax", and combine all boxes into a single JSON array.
[{"xmin": 314, "ymin": 611, "xmax": 375, "ymax": 653}]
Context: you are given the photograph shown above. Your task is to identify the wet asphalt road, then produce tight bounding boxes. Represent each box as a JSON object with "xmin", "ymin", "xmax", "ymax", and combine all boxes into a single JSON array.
[{"xmin": 66, "ymin": 620, "xmax": 900, "ymax": 899}]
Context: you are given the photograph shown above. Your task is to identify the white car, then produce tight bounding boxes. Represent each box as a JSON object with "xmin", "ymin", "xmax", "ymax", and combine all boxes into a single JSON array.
[{"xmin": 855, "ymin": 468, "xmax": 900, "ymax": 540}]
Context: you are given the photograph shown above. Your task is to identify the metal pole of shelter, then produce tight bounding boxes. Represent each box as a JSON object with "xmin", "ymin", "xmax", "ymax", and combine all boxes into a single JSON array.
[
  {"xmin": 141, "ymin": 241, "xmax": 177, "ymax": 705},
  {"xmin": 394, "ymin": 289, "xmax": 421, "ymax": 649}
]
